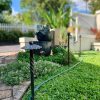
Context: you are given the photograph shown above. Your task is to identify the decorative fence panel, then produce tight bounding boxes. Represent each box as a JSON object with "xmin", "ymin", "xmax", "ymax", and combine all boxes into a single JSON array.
[{"xmin": 0, "ymin": 23, "xmax": 35, "ymax": 32}]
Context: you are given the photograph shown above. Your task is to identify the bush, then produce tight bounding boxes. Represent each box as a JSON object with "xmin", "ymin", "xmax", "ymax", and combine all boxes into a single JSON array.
[
  {"xmin": 52, "ymin": 46, "xmax": 76, "ymax": 64},
  {"xmin": 34, "ymin": 60, "xmax": 61, "ymax": 78},
  {"xmin": 52, "ymin": 46, "xmax": 66, "ymax": 54},
  {"xmin": 0, "ymin": 30, "xmax": 34, "ymax": 43},
  {"xmin": 0, "ymin": 60, "xmax": 61, "ymax": 85},
  {"xmin": 18, "ymin": 46, "xmax": 76, "ymax": 65},
  {"xmin": 34, "ymin": 46, "xmax": 76, "ymax": 65},
  {"xmin": 18, "ymin": 51, "xmax": 29, "ymax": 62},
  {"xmin": 0, "ymin": 62, "xmax": 30, "ymax": 86}
]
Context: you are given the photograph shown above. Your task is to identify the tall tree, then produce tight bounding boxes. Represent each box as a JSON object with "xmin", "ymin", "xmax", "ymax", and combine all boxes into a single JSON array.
[
  {"xmin": 0, "ymin": 0, "xmax": 12, "ymax": 13},
  {"xmin": 88, "ymin": 0, "xmax": 100, "ymax": 13},
  {"xmin": 20, "ymin": 0, "xmax": 71, "ymax": 25},
  {"xmin": 0, "ymin": 0, "xmax": 12, "ymax": 23}
]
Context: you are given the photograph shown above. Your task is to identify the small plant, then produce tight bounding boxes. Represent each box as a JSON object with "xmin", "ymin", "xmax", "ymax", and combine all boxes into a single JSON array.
[
  {"xmin": 0, "ymin": 62, "xmax": 30, "ymax": 86},
  {"xmin": 52, "ymin": 46, "xmax": 66, "ymax": 54},
  {"xmin": 90, "ymin": 28, "xmax": 100, "ymax": 41},
  {"xmin": 52, "ymin": 46, "xmax": 76, "ymax": 64},
  {"xmin": 0, "ymin": 60, "xmax": 62, "ymax": 85},
  {"xmin": 34, "ymin": 60, "xmax": 61, "ymax": 78}
]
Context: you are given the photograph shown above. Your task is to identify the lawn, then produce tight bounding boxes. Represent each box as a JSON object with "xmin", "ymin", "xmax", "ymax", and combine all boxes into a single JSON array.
[{"xmin": 23, "ymin": 51, "xmax": 100, "ymax": 100}]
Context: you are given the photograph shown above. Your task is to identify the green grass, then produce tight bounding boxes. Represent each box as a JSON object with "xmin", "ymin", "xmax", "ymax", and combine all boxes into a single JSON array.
[{"xmin": 23, "ymin": 51, "xmax": 100, "ymax": 100}]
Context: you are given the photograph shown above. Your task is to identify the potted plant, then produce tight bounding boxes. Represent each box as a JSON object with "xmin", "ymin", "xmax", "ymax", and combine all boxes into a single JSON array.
[{"xmin": 90, "ymin": 28, "xmax": 100, "ymax": 41}]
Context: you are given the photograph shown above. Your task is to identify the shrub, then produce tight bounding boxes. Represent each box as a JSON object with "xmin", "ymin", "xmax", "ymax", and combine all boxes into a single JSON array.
[
  {"xmin": 18, "ymin": 51, "xmax": 29, "ymax": 62},
  {"xmin": 0, "ymin": 62, "xmax": 30, "ymax": 86},
  {"xmin": 0, "ymin": 30, "xmax": 34, "ymax": 43},
  {"xmin": 52, "ymin": 46, "xmax": 66, "ymax": 54},
  {"xmin": 34, "ymin": 60, "xmax": 61, "ymax": 78},
  {"xmin": 52, "ymin": 46, "xmax": 76, "ymax": 65},
  {"xmin": 18, "ymin": 46, "xmax": 76, "ymax": 65},
  {"xmin": 0, "ymin": 60, "xmax": 61, "ymax": 85}
]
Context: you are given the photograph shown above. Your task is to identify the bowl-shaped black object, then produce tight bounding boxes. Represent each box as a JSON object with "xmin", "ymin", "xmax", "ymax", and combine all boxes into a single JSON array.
[
  {"xmin": 33, "ymin": 41, "xmax": 52, "ymax": 56},
  {"xmin": 36, "ymin": 31, "xmax": 53, "ymax": 41}
]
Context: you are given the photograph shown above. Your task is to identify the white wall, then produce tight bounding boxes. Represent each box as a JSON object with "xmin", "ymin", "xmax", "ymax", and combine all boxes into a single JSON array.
[
  {"xmin": 70, "ymin": 12, "xmax": 97, "ymax": 51},
  {"xmin": 70, "ymin": 35, "xmax": 95, "ymax": 52},
  {"xmin": 96, "ymin": 10, "xmax": 100, "ymax": 30}
]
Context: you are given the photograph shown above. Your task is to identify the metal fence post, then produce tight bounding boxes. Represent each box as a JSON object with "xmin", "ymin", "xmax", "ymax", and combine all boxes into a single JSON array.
[
  {"xmin": 68, "ymin": 32, "xmax": 70, "ymax": 66},
  {"xmin": 11, "ymin": 87, "xmax": 14, "ymax": 100},
  {"xmin": 79, "ymin": 35, "xmax": 82, "ymax": 57}
]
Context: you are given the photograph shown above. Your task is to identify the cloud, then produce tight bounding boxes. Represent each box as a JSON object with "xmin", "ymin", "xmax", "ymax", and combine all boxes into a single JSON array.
[{"xmin": 12, "ymin": 7, "xmax": 18, "ymax": 15}]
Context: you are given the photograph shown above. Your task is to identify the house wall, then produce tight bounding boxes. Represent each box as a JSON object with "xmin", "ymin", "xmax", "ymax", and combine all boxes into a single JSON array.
[
  {"xmin": 96, "ymin": 10, "xmax": 100, "ymax": 30},
  {"xmin": 52, "ymin": 10, "xmax": 100, "ymax": 51},
  {"xmin": 70, "ymin": 34, "xmax": 95, "ymax": 52},
  {"xmin": 70, "ymin": 12, "xmax": 97, "ymax": 51}
]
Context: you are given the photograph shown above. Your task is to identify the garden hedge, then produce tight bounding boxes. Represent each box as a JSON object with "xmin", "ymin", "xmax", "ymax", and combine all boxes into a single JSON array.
[{"xmin": 0, "ymin": 30, "xmax": 34, "ymax": 44}]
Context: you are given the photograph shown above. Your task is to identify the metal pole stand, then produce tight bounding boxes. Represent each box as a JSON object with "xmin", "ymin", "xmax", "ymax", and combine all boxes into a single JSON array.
[
  {"xmin": 22, "ymin": 41, "xmax": 41, "ymax": 100},
  {"xmin": 79, "ymin": 35, "xmax": 82, "ymax": 57},
  {"xmin": 67, "ymin": 32, "xmax": 70, "ymax": 66},
  {"xmin": 29, "ymin": 42, "xmax": 34, "ymax": 100}
]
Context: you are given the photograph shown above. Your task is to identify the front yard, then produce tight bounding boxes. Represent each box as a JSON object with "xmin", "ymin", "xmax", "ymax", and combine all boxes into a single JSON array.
[
  {"xmin": 0, "ymin": 49, "xmax": 100, "ymax": 100},
  {"xmin": 23, "ymin": 51, "xmax": 100, "ymax": 100}
]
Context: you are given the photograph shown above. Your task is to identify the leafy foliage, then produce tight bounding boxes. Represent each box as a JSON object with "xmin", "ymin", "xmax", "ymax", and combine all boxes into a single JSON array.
[
  {"xmin": 90, "ymin": 28, "xmax": 100, "ymax": 41},
  {"xmin": 0, "ymin": 0, "xmax": 12, "ymax": 13},
  {"xmin": 20, "ymin": 0, "xmax": 71, "ymax": 24},
  {"xmin": 18, "ymin": 46, "xmax": 76, "ymax": 65},
  {"xmin": 2, "ymin": 12, "xmax": 22, "ymax": 24},
  {"xmin": 0, "ymin": 46, "xmax": 76, "ymax": 86},
  {"xmin": 38, "ymin": 3, "xmax": 70, "ymax": 28},
  {"xmin": 0, "ymin": 62, "xmax": 30, "ymax": 86},
  {"xmin": 23, "ymin": 51, "xmax": 100, "ymax": 100},
  {"xmin": 0, "ymin": 60, "xmax": 61, "ymax": 85},
  {"xmin": 0, "ymin": 0, "xmax": 12, "ymax": 23},
  {"xmin": 89, "ymin": 0, "xmax": 100, "ymax": 13},
  {"xmin": 0, "ymin": 30, "xmax": 34, "ymax": 43},
  {"xmin": 34, "ymin": 60, "xmax": 61, "ymax": 78}
]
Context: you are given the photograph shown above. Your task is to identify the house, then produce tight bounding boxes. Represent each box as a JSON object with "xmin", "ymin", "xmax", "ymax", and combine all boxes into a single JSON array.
[{"xmin": 69, "ymin": 10, "xmax": 100, "ymax": 51}]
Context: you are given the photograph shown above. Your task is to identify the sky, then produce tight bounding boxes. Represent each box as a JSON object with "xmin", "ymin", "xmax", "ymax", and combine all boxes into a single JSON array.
[
  {"xmin": 11, "ymin": 0, "xmax": 89, "ymax": 15},
  {"xmin": 12, "ymin": 0, "xmax": 21, "ymax": 15},
  {"xmin": 72, "ymin": 0, "xmax": 90, "ymax": 13}
]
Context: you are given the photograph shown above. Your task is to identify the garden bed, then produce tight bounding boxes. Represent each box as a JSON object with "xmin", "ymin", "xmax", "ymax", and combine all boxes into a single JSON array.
[{"xmin": 0, "ymin": 46, "xmax": 77, "ymax": 99}]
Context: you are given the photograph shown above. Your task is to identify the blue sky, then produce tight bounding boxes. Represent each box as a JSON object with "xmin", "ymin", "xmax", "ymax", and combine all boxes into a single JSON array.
[
  {"xmin": 12, "ymin": 0, "xmax": 21, "ymax": 14},
  {"xmin": 72, "ymin": 0, "xmax": 90, "ymax": 13},
  {"xmin": 11, "ymin": 0, "xmax": 89, "ymax": 15}
]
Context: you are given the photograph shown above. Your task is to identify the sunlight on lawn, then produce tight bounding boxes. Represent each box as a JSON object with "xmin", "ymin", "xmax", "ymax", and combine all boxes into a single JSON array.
[{"xmin": 81, "ymin": 51, "xmax": 100, "ymax": 66}]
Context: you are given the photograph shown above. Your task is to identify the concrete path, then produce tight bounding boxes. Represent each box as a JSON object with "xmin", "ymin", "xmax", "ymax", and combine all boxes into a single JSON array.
[
  {"xmin": 0, "ymin": 45, "xmax": 20, "ymax": 53},
  {"xmin": 0, "ymin": 45, "xmax": 20, "ymax": 64}
]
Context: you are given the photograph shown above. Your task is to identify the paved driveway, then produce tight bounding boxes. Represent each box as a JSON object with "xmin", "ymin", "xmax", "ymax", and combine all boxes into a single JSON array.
[
  {"xmin": 0, "ymin": 45, "xmax": 20, "ymax": 53},
  {"xmin": 0, "ymin": 45, "xmax": 20, "ymax": 56}
]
